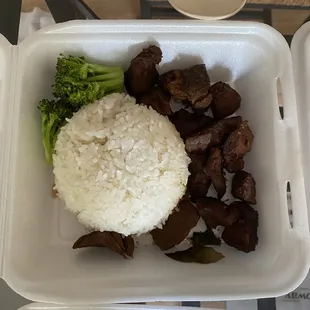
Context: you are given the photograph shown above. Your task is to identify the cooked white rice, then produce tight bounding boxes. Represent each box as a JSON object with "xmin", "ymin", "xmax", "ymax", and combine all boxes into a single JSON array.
[{"xmin": 53, "ymin": 93, "xmax": 190, "ymax": 236}]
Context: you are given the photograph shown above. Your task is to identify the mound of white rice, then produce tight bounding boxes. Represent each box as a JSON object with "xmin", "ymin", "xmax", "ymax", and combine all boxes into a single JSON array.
[{"xmin": 53, "ymin": 93, "xmax": 190, "ymax": 236}]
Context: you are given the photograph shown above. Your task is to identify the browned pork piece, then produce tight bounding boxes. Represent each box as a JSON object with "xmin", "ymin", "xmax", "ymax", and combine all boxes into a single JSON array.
[
  {"xmin": 185, "ymin": 116, "xmax": 242, "ymax": 153},
  {"xmin": 196, "ymin": 197, "xmax": 239, "ymax": 229},
  {"xmin": 139, "ymin": 86, "xmax": 172, "ymax": 116},
  {"xmin": 204, "ymin": 147, "xmax": 226, "ymax": 199},
  {"xmin": 125, "ymin": 45, "xmax": 162, "ymax": 97},
  {"xmin": 209, "ymin": 82, "xmax": 241, "ymax": 120},
  {"xmin": 223, "ymin": 121, "xmax": 254, "ymax": 173},
  {"xmin": 160, "ymin": 64, "xmax": 212, "ymax": 111},
  {"xmin": 170, "ymin": 109, "xmax": 214, "ymax": 139},
  {"xmin": 222, "ymin": 201, "xmax": 258, "ymax": 253},
  {"xmin": 187, "ymin": 154, "xmax": 211, "ymax": 201},
  {"xmin": 232, "ymin": 170, "xmax": 257, "ymax": 204}
]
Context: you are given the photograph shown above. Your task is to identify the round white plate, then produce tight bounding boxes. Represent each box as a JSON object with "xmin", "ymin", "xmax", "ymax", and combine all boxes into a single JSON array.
[{"xmin": 168, "ymin": 0, "xmax": 247, "ymax": 20}]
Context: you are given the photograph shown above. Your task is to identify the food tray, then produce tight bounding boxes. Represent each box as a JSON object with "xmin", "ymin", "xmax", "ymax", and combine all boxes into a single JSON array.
[{"xmin": 0, "ymin": 20, "xmax": 309, "ymax": 305}]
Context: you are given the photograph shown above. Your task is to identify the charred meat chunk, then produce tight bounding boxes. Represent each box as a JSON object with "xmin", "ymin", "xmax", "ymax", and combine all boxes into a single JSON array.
[
  {"xmin": 196, "ymin": 197, "xmax": 239, "ymax": 229},
  {"xmin": 187, "ymin": 154, "xmax": 210, "ymax": 201},
  {"xmin": 226, "ymin": 158, "xmax": 245, "ymax": 174},
  {"xmin": 232, "ymin": 171, "xmax": 257, "ymax": 204},
  {"xmin": 188, "ymin": 174, "xmax": 211, "ymax": 202},
  {"xmin": 222, "ymin": 222, "xmax": 258, "ymax": 253},
  {"xmin": 73, "ymin": 231, "xmax": 134, "ymax": 259},
  {"xmin": 209, "ymin": 82, "xmax": 241, "ymax": 120},
  {"xmin": 204, "ymin": 147, "xmax": 226, "ymax": 199},
  {"xmin": 125, "ymin": 45, "xmax": 162, "ymax": 97},
  {"xmin": 229, "ymin": 201, "xmax": 258, "ymax": 224},
  {"xmin": 189, "ymin": 153, "xmax": 206, "ymax": 175},
  {"xmin": 222, "ymin": 202, "xmax": 258, "ymax": 252},
  {"xmin": 185, "ymin": 116, "xmax": 242, "ymax": 153},
  {"xmin": 223, "ymin": 121, "xmax": 254, "ymax": 173},
  {"xmin": 151, "ymin": 199, "xmax": 200, "ymax": 251},
  {"xmin": 170, "ymin": 109, "xmax": 214, "ymax": 139},
  {"xmin": 139, "ymin": 86, "xmax": 172, "ymax": 116},
  {"xmin": 160, "ymin": 65, "xmax": 212, "ymax": 111}
]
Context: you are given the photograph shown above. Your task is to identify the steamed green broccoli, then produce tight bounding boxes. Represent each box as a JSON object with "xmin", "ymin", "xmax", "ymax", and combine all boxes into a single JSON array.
[
  {"xmin": 39, "ymin": 53, "xmax": 124, "ymax": 164},
  {"xmin": 53, "ymin": 54, "xmax": 124, "ymax": 107},
  {"xmin": 38, "ymin": 99, "xmax": 75, "ymax": 164}
]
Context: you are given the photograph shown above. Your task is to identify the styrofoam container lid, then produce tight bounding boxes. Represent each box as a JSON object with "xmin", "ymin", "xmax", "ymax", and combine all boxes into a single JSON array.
[
  {"xmin": 18, "ymin": 304, "xmax": 213, "ymax": 310},
  {"xmin": 0, "ymin": 20, "xmax": 309, "ymax": 306},
  {"xmin": 292, "ymin": 22, "xmax": 310, "ymax": 228}
]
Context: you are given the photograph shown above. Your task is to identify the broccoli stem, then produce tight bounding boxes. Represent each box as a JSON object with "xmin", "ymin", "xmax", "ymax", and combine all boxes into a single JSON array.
[
  {"xmin": 81, "ymin": 77, "xmax": 124, "ymax": 93},
  {"xmin": 87, "ymin": 64, "xmax": 123, "ymax": 75},
  {"xmin": 42, "ymin": 119, "xmax": 55, "ymax": 164},
  {"xmin": 98, "ymin": 77, "xmax": 124, "ymax": 93},
  {"xmin": 86, "ymin": 71, "xmax": 123, "ymax": 82},
  {"xmin": 42, "ymin": 115, "xmax": 62, "ymax": 164}
]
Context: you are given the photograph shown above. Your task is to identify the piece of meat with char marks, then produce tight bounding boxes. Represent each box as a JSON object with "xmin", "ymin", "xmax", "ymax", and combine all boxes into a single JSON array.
[
  {"xmin": 187, "ymin": 154, "xmax": 210, "ymax": 201},
  {"xmin": 229, "ymin": 201, "xmax": 258, "ymax": 223},
  {"xmin": 223, "ymin": 121, "xmax": 254, "ymax": 173},
  {"xmin": 232, "ymin": 171, "xmax": 257, "ymax": 204},
  {"xmin": 170, "ymin": 109, "xmax": 214, "ymax": 139},
  {"xmin": 139, "ymin": 86, "xmax": 172, "ymax": 116},
  {"xmin": 222, "ymin": 202, "xmax": 258, "ymax": 253},
  {"xmin": 226, "ymin": 158, "xmax": 245, "ymax": 173},
  {"xmin": 203, "ymin": 147, "xmax": 226, "ymax": 199},
  {"xmin": 222, "ymin": 222, "xmax": 258, "ymax": 253},
  {"xmin": 125, "ymin": 45, "xmax": 162, "ymax": 97},
  {"xmin": 151, "ymin": 199, "xmax": 200, "ymax": 251},
  {"xmin": 209, "ymin": 82, "xmax": 241, "ymax": 120},
  {"xmin": 196, "ymin": 197, "xmax": 239, "ymax": 229},
  {"xmin": 185, "ymin": 116, "xmax": 242, "ymax": 153},
  {"xmin": 160, "ymin": 65, "xmax": 212, "ymax": 111}
]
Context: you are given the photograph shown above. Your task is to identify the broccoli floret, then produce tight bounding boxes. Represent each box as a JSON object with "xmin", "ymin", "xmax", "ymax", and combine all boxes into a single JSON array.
[
  {"xmin": 38, "ymin": 99, "xmax": 75, "ymax": 164},
  {"xmin": 53, "ymin": 54, "xmax": 124, "ymax": 107}
]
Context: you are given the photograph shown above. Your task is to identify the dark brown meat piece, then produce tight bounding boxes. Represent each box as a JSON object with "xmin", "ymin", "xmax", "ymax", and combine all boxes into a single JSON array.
[
  {"xmin": 222, "ymin": 222, "xmax": 258, "ymax": 253},
  {"xmin": 187, "ymin": 154, "xmax": 210, "ymax": 201},
  {"xmin": 188, "ymin": 173, "xmax": 211, "ymax": 202},
  {"xmin": 151, "ymin": 199, "xmax": 200, "ymax": 251},
  {"xmin": 229, "ymin": 201, "xmax": 258, "ymax": 224},
  {"xmin": 185, "ymin": 116, "xmax": 242, "ymax": 153},
  {"xmin": 160, "ymin": 65, "xmax": 212, "ymax": 111},
  {"xmin": 209, "ymin": 82, "xmax": 241, "ymax": 120},
  {"xmin": 125, "ymin": 45, "xmax": 162, "ymax": 97},
  {"xmin": 170, "ymin": 109, "xmax": 214, "ymax": 139},
  {"xmin": 139, "ymin": 86, "xmax": 172, "ymax": 116},
  {"xmin": 204, "ymin": 148, "xmax": 226, "ymax": 199},
  {"xmin": 222, "ymin": 202, "xmax": 258, "ymax": 252},
  {"xmin": 73, "ymin": 231, "xmax": 134, "ymax": 259},
  {"xmin": 232, "ymin": 171, "xmax": 257, "ymax": 204},
  {"xmin": 189, "ymin": 153, "xmax": 206, "ymax": 175},
  {"xmin": 196, "ymin": 197, "xmax": 239, "ymax": 229},
  {"xmin": 225, "ymin": 158, "xmax": 245, "ymax": 173},
  {"xmin": 223, "ymin": 121, "xmax": 254, "ymax": 172}
]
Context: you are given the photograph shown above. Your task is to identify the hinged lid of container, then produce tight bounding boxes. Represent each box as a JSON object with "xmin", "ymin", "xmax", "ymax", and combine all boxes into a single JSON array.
[
  {"xmin": 291, "ymin": 22, "xmax": 310, "ymax": 226},
  {"xmin": 0, "ymin": 33, "xmax": 13, "ymax": 276},
  {"xmin": 18, "ymin": 304, "xmax": 207, "ymax": 310}
]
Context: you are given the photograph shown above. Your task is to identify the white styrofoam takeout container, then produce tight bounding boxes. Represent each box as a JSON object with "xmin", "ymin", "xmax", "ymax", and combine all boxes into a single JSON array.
[
  {"xmin": 292, "ymin": 22, "xmax": 310, "ymax": 230},
  {"xmin": 0, "ymin": 20, "xmax": 310, "ymax": 309}
]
